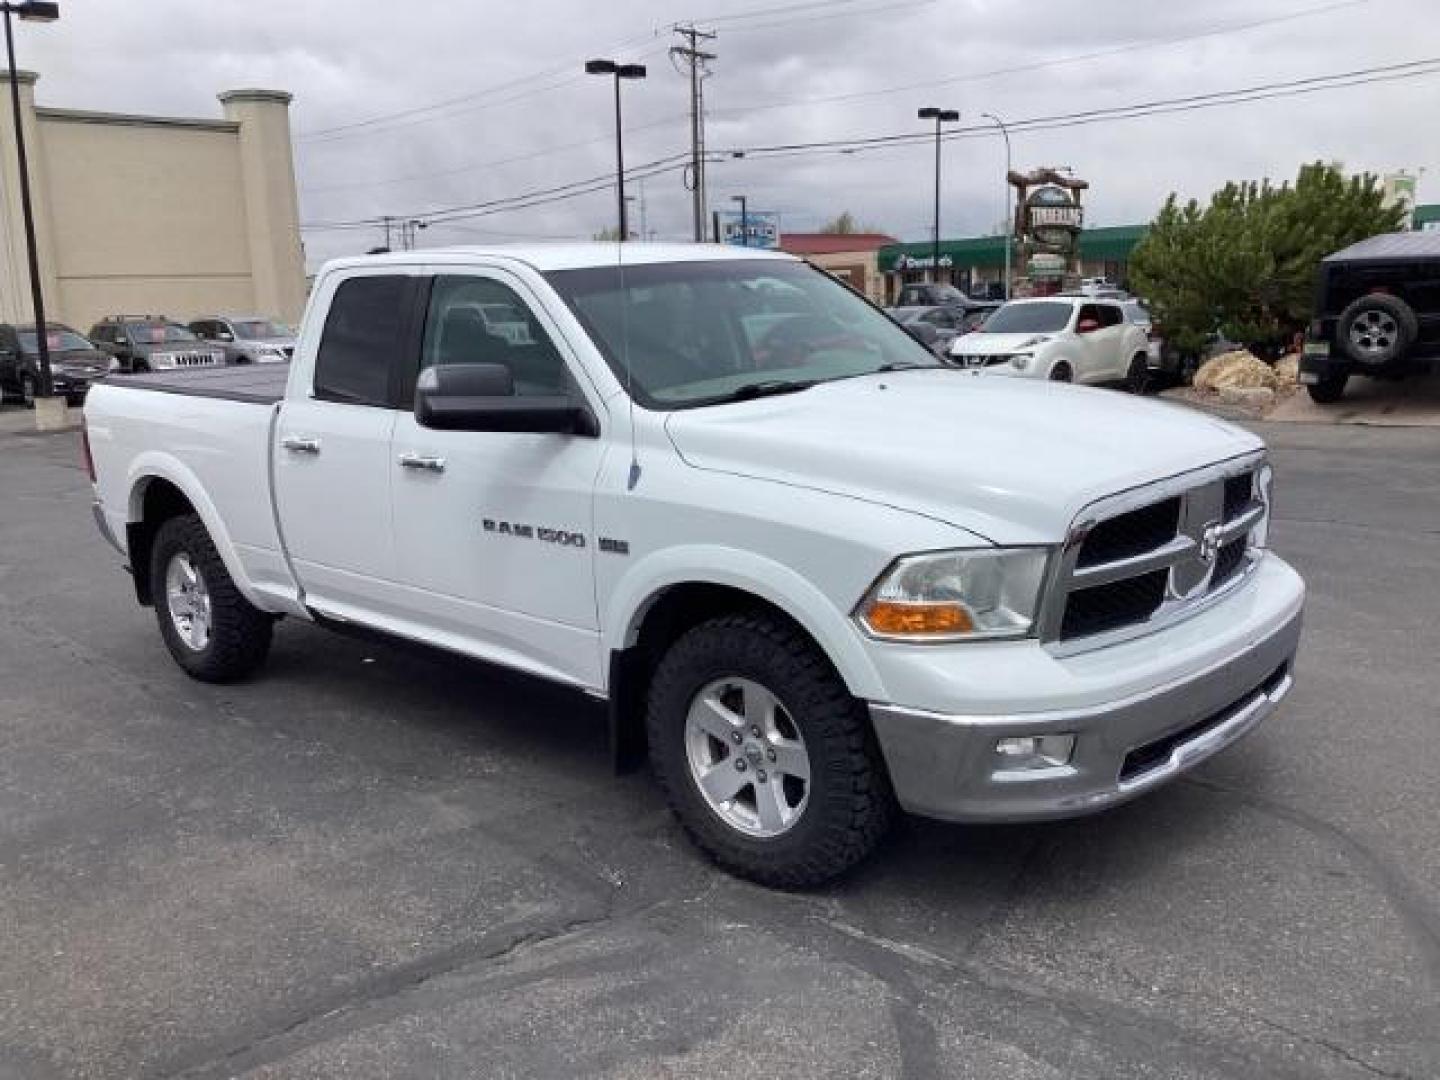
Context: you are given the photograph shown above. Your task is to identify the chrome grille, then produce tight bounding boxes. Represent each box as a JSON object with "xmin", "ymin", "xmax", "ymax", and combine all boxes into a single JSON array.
[
  {"xmin": 156, "ymin": 350, "xmax": 220, "ymax": 368},
  {"xmin": 952, "ymin": 354, "xmax": 1011, "ymax": 369},
  {"xmin": 1041, "ymin": 456, "xmax": 1269, "ymax": 649}
]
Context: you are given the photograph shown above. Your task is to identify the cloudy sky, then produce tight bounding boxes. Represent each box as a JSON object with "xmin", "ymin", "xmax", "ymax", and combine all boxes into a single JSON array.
[{"xmin": 19, "ymin": 0, "xmax": 1440, "ymax": 266}]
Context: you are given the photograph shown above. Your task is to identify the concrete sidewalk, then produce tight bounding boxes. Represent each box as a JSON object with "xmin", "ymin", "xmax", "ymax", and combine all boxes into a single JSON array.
[{"xmin": 1269, "ymin": 371, "xmax": 1440, "ymax": 426}]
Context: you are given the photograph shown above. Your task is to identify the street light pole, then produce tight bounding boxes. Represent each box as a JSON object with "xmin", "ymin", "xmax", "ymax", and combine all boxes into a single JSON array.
[
  {"xmin": 585, "ymin": 59, "xmax": 647, "ymax": 241},
  {"xmin": 731, "ymin": 194, "xmax": 747, "ymax": 247},
  {"xmin": 917, "ymin": 107, "xmax": 958, "ymax": 286},
  {"xmin": 3, "ymin": 1, "xmax": 59, "ymax": 401},
  {"xmin": 981, "ymin": 112, "xmax": 1012, "ymax": 300}
]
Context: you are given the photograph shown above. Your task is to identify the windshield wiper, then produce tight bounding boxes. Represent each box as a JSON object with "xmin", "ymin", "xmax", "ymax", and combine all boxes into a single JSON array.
[
  {"xmin": 708, "ymin": 379, "xmax": 817, "ymax": 404},
  {"xmin": 876, "ymin": 361, "xmax": 930, "ymax": 372}
]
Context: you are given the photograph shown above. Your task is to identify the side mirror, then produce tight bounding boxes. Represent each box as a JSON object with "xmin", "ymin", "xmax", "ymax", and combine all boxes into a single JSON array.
[
  {"xmin": 903, "ymin": 322, "xmax": 939, "ymax": 347},
  {"xmin": 1077, "ymin": 318, "xmax": 1100, "ymax": 334},
  {"xmin": 415, "ymin": 363, "xmax": 596, "ymax": 435}
]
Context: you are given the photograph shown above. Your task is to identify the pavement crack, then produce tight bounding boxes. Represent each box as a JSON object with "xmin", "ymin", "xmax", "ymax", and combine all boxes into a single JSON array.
[
  {"xmin": 1184, "ymin": 776, "xmax": 1440, "ymax": 988},
  {"xmin": 154, "ymin": 900, "xmax": 622, "ymax": 1080},
  {"xmin": 1249, "ymin": 1013, "xmax": 1418, "ymax": 1079}
]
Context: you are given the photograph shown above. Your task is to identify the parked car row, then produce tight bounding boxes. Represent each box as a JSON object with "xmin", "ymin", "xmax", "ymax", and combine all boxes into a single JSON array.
[{"xmin": 0, "ymin": 313, "xmax": 294, "ymax": 408}]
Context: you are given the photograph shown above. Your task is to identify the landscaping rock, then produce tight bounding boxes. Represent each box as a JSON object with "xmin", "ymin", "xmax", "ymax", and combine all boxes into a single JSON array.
[
  {"xmin": 1193, "ymin": 349, "xmax": 1279, "ymax": 391},
  {"xmin": 1218, "ymin": 385, "xmax": 1276, "ymax": 409}
]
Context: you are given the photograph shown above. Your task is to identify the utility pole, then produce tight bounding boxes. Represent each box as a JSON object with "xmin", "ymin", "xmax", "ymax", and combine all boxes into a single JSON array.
[{"xmin": 672, "ymin": 24, "xmax": 715, "ymax": 243}]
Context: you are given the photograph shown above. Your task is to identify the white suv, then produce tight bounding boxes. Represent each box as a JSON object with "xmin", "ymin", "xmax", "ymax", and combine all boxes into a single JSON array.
[{"xmin": 949, "ymin": 297, "xmax": 1151, "ymax": 386}]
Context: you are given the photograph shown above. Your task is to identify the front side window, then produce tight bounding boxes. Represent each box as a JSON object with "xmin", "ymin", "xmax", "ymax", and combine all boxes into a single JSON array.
[
  {"xmin": 545, "ymin": 259, "xmax": 938, "ymax": 409},
  {"xmin": 20, "ymin": 329, "xmax": 93, "ymax": 353},
  {"xmin": 232, "ymin": 318, "xmax": 291, "ymax": 340},
  {"xmin": 125, "ymin": 322, "xmax": 197, "ymax": 345},
  {"xmin": 419, "ymin": 276, "xmax": 568, "ymax": 398},
  {"xmin": 314, "ymin": 275, "xmax": 412, "ymax": 406},
  {"xmin": 982, "ymin": 302, "xmax": 1074, "ymax": 334}
]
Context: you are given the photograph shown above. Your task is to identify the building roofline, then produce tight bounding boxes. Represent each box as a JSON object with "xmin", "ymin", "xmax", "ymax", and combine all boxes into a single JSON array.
[
  {"xmin": 218, "ymin": 88, "xmax": 293, "ymax": 106},
  {"xmin": 35, "ymin": 107, "xmax": 239, "ymax": 133}
]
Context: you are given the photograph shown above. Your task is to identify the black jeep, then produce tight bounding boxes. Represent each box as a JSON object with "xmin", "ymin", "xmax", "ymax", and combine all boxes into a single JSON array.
[{"xmin": 1300, "ymin": 231, "xmax": 1440, "ymax": 403}]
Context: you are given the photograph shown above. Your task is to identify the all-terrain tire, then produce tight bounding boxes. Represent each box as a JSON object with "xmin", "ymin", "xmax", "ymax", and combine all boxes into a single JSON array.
[
  {"xmin": 1306, "ymin": 372, "xmax": 1349, "ymax": 404},
  {"xmin": 150, "ymin": 514, "xmax": 273, "ymax": 682},
  {"xmin": 1338, "ymin": 293, "xmax": 1417, "ymax": 366},
  {"xmin": 1126, "ymin": 354, "xmax": 1151, "ymax": 394},
  {"xmin": 646, "ymin": 612, "xmax": 895, "ymax": 888}
]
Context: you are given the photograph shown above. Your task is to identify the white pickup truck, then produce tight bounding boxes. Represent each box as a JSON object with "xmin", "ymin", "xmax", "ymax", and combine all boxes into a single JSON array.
[{"xmin": 84, "ymin": 244, "xmax": 1305, "ymax": 886}]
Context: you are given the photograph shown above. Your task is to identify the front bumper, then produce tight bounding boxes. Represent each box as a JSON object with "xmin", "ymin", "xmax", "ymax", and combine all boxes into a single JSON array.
[{"xmin": 866, "ymin": 555, "xmax": 1304, "ymax": 823}]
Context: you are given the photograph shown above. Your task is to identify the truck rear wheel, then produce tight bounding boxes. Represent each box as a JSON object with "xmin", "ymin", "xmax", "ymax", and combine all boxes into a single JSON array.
[
  {"xmin": 1306, "ymin": 372, "xmax": 1349, "ymax": 404},
  {"xmin": 151, "ymin": 514, "xmax": 273, "ymax": 682},
  {"xmin": 646, "ymin": 612, "xmax": 894, "ymax": 887}
]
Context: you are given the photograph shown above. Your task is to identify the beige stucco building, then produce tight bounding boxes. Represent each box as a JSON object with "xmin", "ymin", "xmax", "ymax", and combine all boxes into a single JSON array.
[{"xmin": 0, "ymin": 71, "xmax": 306, "ymax": 332}]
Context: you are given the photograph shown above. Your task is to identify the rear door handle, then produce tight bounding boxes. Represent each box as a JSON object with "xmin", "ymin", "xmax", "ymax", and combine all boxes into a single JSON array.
[
  {"xmin": 398, "ymin": 452, "xmax": 446, "ymax": 473},
  {"xmin": 281, "ymin": 435, "xmax": 321, "ymax": 454}
]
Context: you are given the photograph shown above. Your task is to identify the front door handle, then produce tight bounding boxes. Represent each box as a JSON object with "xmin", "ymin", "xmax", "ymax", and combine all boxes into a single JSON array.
[
  {"xmin": 281, "ymin": 435, "xmax": 321, "ymax": 454},
  {"xmin": 398, "ymin": 452, "xmax": 446, "ymax": 473}
]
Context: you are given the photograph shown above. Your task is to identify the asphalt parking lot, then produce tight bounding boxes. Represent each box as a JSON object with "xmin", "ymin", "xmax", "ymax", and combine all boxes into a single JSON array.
[{"xmin": 1, "ymin": 417, "xmax": 1438, "ymax": 1079}]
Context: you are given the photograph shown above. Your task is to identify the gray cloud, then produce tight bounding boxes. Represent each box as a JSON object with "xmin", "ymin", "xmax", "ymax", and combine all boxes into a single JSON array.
[{"xmin": 18, "ymin": 0, "xmax": 1440, "ymax": 267}]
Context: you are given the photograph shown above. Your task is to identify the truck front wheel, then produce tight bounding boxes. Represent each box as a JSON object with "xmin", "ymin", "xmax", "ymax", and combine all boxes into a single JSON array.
[
  {"xmin": 150, "ymin": 514, "xmax": 273, "ymax": 682},
  {"xmin": 646, "ymin": 612, "xmax": 894, "ymax": 887}
]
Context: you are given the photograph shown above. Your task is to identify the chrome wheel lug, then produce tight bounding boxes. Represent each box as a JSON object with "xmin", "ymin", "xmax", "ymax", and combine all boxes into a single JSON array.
[
  {"xmin": 735, "ymin": 759, "xmax": 747, "ymax": 772},
  {"xmin": 731, "ymin": 731, "xmax": 743, "ymax": 744},
  {"xmin": 757, "ymin": 770, "xmax": 768, "ymax": 782},
  {"xmin": 750, "ymin": 725, "xmax": 761, "ymax": 737},
  {"xmin": 766, "ymin": 748, "xmax": 776, "ymax": 762}
]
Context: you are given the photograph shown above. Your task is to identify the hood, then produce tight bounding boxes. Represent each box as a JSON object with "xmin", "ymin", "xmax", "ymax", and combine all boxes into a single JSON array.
[
  {"xmin": 952, "ymin": 331, "xmax": 1056, "ymax": 355},
  {"xmin": 32, "ymin": 348, "xmax": 109, "ymax": 375},
  {"xmin": 238, "ymin": 336, "xmax": 296, "ymax": 349},
  {"xmin": 664, "ymin": 370, "xmax": 1260, "ymax": 544}
]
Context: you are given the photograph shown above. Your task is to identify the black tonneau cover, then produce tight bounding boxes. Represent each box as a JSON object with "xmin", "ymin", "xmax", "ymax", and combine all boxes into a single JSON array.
[{"xmin": 109, "ymin": 364, "xmax": 288, "ymax": 405}]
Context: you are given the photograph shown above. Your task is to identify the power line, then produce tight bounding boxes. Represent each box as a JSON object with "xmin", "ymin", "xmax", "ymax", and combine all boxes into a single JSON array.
[
  {"xmin": 714, "ymin": 55, "xmax": 1440, "ymax": 161},
  {"xmin": 708, "ymin": 0, "xmax": 1373, "ymax": 119},
  {"xmin": 299, "ymin": 112, "xmax": 690, "ymax": 195},
  {"xmin": 295, "ymin": 36, "xmax": 667, "ymax": 146},
  {"xmin": 300, "ymin": 152, "xmax": 692, "ymax": 231},
  {"xmin": 301, "ymin": 53, "xmax": 1439, "ymax": 235}
]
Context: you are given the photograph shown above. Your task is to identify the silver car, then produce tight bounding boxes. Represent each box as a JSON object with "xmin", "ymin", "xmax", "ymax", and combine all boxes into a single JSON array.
[{"xmin": 188, "ymin": 315, "xmax": 296, "ymax": 365}]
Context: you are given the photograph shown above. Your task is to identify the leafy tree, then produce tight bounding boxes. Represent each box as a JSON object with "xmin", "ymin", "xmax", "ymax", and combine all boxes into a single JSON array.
[
  {"xmin": 1129, "ymin": 162, "xmax": 1405, "ymax": 356},
  {"xmin": 592, "ymin": 225, "xmax": 624, "ymax": 242},
  {"xmin": 819, "ymin": 210, "xmax": 885, "ymax": 235}
]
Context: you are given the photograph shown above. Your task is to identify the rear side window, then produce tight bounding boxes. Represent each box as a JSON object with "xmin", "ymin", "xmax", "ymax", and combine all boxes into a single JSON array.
[
  {"xmin": 1097, "ymin": 304, "xmax": 1125, "ymax": 328},
  {"xmin": 315, "ymin": 275, "xmax": 412, "ymax": 406}
]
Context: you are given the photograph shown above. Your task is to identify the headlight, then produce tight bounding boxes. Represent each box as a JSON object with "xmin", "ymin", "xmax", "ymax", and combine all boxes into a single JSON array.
[
  {"xmin": 1252, "ymin": 463, "xmax": 1273, "ymax": 549},
  {"xmin": 856, "ymin": 547, "xmax": 1051, "ymax": 641},
  {"xmin": 1010, "ymin": 353, "xmax": 1032, "ymax": 370}
]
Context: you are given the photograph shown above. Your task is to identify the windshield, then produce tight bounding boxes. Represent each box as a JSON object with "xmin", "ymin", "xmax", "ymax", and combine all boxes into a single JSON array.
[
  {"xmin": 981, "ymin": 301, "xmax": 1074, "ymax": 334},
  {"xmin": 545, "ymin": 259, "xmax": 938, "ymax": 408},
  {"xmin": 126, "ymin": 322, "xmax": 197, "ymax": 344},
  {"xmin": 19, "ymin": 329, "xmax": 94, "ymax": 354},
  {"xmin": 231, "ymin": 319, "xmax": 291, "ymax": 340}
]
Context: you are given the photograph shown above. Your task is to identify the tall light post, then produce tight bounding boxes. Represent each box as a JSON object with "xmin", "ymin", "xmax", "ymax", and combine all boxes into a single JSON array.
[
  {"xmin": 585, "ymin": 59, "xmax": 646, "ymax": 241},
  {"xmin": 917, "ymin": 106, "xmax": 958, "ymax": 285},
  {"xmin": 3, "ymin": 1, "xmax": 58, "ymax": 403},
  {"xmin": 731, "ymin": 194, "xmax": 748, "ymax": 247},
  {"xmin": 981, "ymin": 112, "xmax": 1012, "ymax": 299}
]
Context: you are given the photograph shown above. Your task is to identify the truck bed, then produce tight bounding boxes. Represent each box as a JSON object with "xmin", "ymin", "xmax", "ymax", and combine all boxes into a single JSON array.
[{"xmin": 110, "ymin": 364, "xmax": 288, "ymax": 405}]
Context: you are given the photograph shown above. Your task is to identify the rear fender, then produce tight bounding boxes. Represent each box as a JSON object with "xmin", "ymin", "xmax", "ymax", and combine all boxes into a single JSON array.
[{"xmin": 125, "ymin": 452, "xmax": 268, "ymax": 611}]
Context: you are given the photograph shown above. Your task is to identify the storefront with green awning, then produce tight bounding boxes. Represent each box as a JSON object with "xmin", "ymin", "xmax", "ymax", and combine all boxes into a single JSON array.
[{"xmin": 878, "ymin": 224, "xmax": 1148, "ymax": 301}]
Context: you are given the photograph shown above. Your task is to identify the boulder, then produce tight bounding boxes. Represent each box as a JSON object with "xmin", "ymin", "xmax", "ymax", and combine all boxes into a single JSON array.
[
  {"xmin": 1218, "ymin": 385, "xmax": 1276, "ymax": 410},
  {"xmin": 1193, "ymin": 349, "xmax": 1279, "ymax": 392}
]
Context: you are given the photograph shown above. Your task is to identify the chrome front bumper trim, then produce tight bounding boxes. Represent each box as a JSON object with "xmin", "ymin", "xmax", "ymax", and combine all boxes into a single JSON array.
[{"xmin": 867, "ymin": 605, "xmax": 1302, "ymax": 823}]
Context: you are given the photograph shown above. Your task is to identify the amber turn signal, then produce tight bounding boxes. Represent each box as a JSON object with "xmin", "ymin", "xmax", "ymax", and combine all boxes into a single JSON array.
[{"xmin": 863, "ymin": 600, "xmax": 975, "ymax": 636}]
